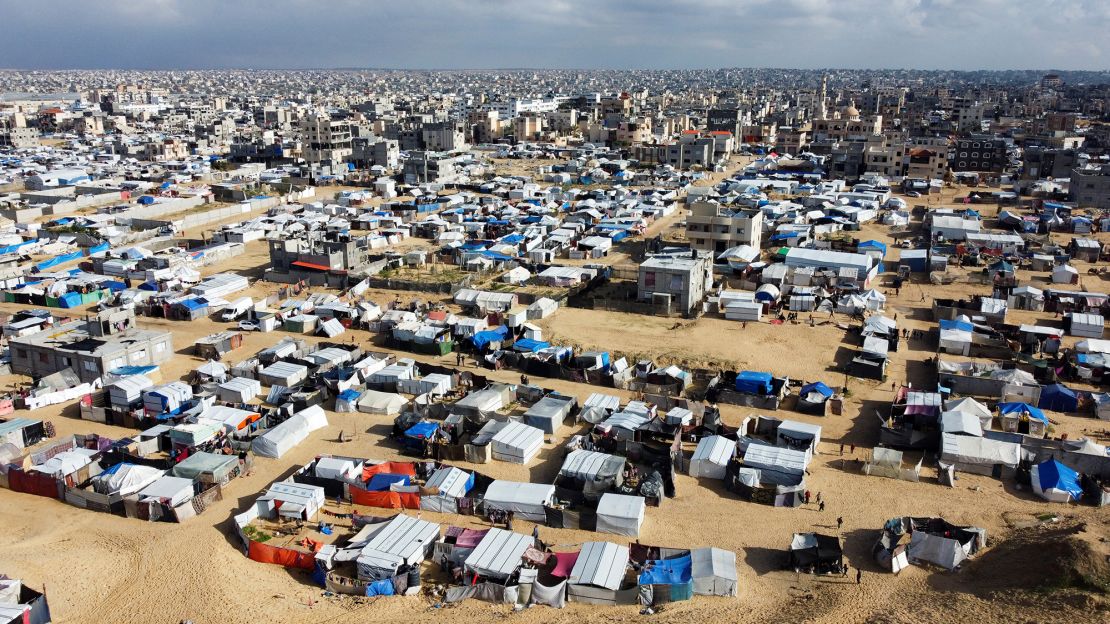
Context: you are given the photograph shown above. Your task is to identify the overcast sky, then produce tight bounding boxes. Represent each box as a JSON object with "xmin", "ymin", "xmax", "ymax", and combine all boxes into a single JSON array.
[{"xmin": 1, "ymin": 0, "xmax": 1108, "ymax": 70}]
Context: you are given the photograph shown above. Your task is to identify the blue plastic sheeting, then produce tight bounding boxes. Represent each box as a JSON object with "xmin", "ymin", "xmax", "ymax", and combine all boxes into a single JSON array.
[
  {"xmin": 1036, "ymin": 459, "xmax": 1083, "ymax": 499},
  {"xmin": 480, "ymin": 251, "xmax": 516, "ymax": 262},
  {"xmin": 460, "ymin": 241, "xmax": 488, "ymax": 251},
  {"xmin": 138, "ymin": 196, "xmax": 156, "ymax": 205},
  {"xmin": 735, "ymin": 371, "xmax": 773, "ymax": 395},
  {"xmin": 58, "ymin": 292, "xmax": 83, "ymax": 308},
  {"xmin": 998, "ymin": 402, "xmax": 1049, "ymax": 424},
  {"xmin": 404, "ymin": 422, "xmax": 439, "ymax": 439},
  {"xmin": 177, "ymin": 298, "xmax": 208, "ymax": 311},
  {"xmin": 471, "ymin": 326, "xmax": 510, "ymax": 350},
  {"xmin": 111, "ymin": 365, "xmax": 158, "ymax": 376},
  {"xmin": 0, "ymin": 238, "xmax": 38, "ymax": 256},
  {"xmin": 938, "ymin": 319, "xmax": 974, "ymax": 332},
  {"xmin": 770, "ymin": 232, "xmax": 800, "ymax": 241},
  {"xmin": 513, "ymin": 338, "xmax": 550, "ymax": 353},
  {"xmin": 858, "ymin": 240, "xmax": 887, "ymax": 256},
  {"xmin": 34, "ymin": 249, "xmax": 85, "ymax": 271},
  {"xmin": 1038, "ymin": 383, "xmax": 1078, "ymax": 412},
  {"xmin": 638, "ymin": 554, "xmax": 692, "ymax": 585},
  {"xmin": 800, "ymin": 381, "xmax": 833, "ymax": 399},
  {"xmin": 366, "ymin": 474, "xmax": 411, "ymax": 491},
  {"xmin": 88, "ymin": 242, "xmax": 110, "ymax": 255},
  {"xmin": 139, "ymin": 281, "xmax": 159, "ymax": 291},
  {"xmin": 365, "ymin": 579, "xmax": 395, "ymax": 596},
  {"xmin": 500, "ymin": 234, "xmax": 524, "ymax": 244},
  {"xmin": 337, "ymin": 389, "xmax": 361, "ymax": 402},
  {"xmin": 102, "ymin": 280, "xmax": 127, "ymax": 292}
]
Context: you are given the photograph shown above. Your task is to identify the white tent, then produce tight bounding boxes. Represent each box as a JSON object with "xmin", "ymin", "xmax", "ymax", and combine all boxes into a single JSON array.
[
  {"xmin": 217, "ymin": 377, "xmax": 261, "ymax": 403},
  {"xmin": 689, "ymin": 435, "xmax": 735, "ymax": 479},
  {"xmin": 939, "ymin": 433, "xmax": 1020, "ymax": 476},
  {"xmin": 92, "ymin": 463, "xmax": 164, "ymax": 496},
  {"xmin": 907, "ymin": 531, "xmax": 967, "ymax": 571},
  {"xmin": 315, "ymin": 457, "xmax": 358, "ymax": 480},
  {"xmin": 491, "ymin": 421, "xmax": 545, "ymax": 464},
  {"xmin": 355, "ymin": 514, "xmax": 441, "ymax": 581},
  {"xmin": 742, "ymin": 443, "xmax": 808, "ymax": 484},
  {"xmin": 861, "ymin": 289, "xmax": 886, "ymax": 310},
  {"xmin": 939, "ymin": 325, "xmax": 972, "ymax": 356},
  {"xmin": 260, "ymin": 481, "xmax": 325, "ymax": 520},
  {"xmin": 1076, "ymin": 339, "xmax": 1110, "ymax": 354},
  {"xmin": 356, "ymin": 390, "xmax": 408, "ymax": 416},
  {"xmin": 420, "ymin": 466, "xmax": 473, "ymax": 513},
  {"xmin": 464, "ymin": 527, "xmax": 533, "ymax": 580},
  {"xmin": 567, "ymin": 541, "xmax": 630, "ymax": 605},
  {"xmin": 595, "ymin": 493, "xmax": 646, "ymax": 537},
  {"xmin": 691, "ymin": 547, "xmax": 738, "ymax": 597},
  {"xmin": 258, "ymin": 361, "xmax": 308, "ymax": 387},
  {"xmin": 944, "ymin": 397, "xmax": 993, "ymax": 430},
  {"xmin": 252, "ymin": 405, "xmax": 329, "ymax": 458},
  {"xmin": 137, "ymin": 475, "xmax": 194, "ymax": 507},
  {"xmin": 777, "ymin": 420, "xmax": 822, "ymax": 454},
  {"xmin": 939, "ymin": 410, "xmax": 983, "ymax": 437},
  {"xmin": 482, "ymin": 480, "xmax": 555, "ymax": 521}
]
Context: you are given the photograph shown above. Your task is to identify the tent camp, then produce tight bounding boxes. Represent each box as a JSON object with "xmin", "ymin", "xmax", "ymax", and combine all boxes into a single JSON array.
[
  {"xmin": 482, "ymin": 480, "xmax": 555, "ymax": 522},
  {"xmin": 567, "ymin": 541, "xmax": 631, "ymax": 605},
  {"xmin": 354, "ymin": 514, "xmax": 441, "ymax": 581},
  {"xmin": 356, "ymin": 390, "xmax": 408, "ymax": 416},
  {"xmin": 691, "ymin": 547, "xmax": 738, "ymax": 597},
  {"xmin": 251, "ymin": 405, "xmax": 328, "ymax": 458},
  {"xmin": 689, "ymin": 435, "xmax": 735, "ymax": 479},
  {"xmin": 1030, "ymin": 458, "xmax": 1084, "ymax": 503},
  {"xmin": 464, "ymin": 527, "xmax": 533, "ymax": 581},
  {"xmin": 491, "ymin": 421, "xmax": 544, "ymax": 464},
  {"xmin": 595, "ymin": 493, "xmax": 646, "ymax": 537}
]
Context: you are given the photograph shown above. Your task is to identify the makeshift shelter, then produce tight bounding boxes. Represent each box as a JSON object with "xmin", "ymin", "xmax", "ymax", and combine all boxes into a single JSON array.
[
  {"xmin": 1039, "ymin": 383, "xmax": 1079, "ymax": 413},
  {"xmin": 938, "ymin": 319, "xmax": 973, "ymax": 356},
  {"xmin": 334, "ymin": 389, "xmax": 361, "ymax": 413},
  {"xmin": 142, "ymin": 382, "xmax": 192, "ymax": 416},
  {"xmin": 259, "ymin": 481, "xmax": 325, "ymax": 521},
  {"xmin": 939, "ymin": 410, "xmax": 983, "ymax": 437},
  {"xmin": 464, "ymin": 527, "xmax": 533, "ymax": 581},
  {"xmin": 314, "ymin": 457, "xmax": 358, "ymax": 480},
  {"xmin": 491, "ymin": 421, "xmax": 544, "ymax": 464},
  {"xmin": 944, "ymin": 397, "xmax": 993, "ymax": 430},
  {"xmin": 522, "ymin": 394, "xmax": 575, "ymax": 435},
  {"xmin": 420, "ymin": 466, "xmax": 474, "ymax": 513},
  {"xmin": 251, "ymin": 405, "xmax": 328, "ymax": 458},
  {"xmin": 595, "ymin": 493, "xmax": 646, "ymax": 537},
  {"xmin": 171, "ymin": 451, "xmax": 238, "ymax": 484},
  {"xmin": 997, "ymin": 402, "xmax": 1049, "ymax": 437},
  {"xmin": 734, "ymin": 371, "xmax": 773, "ymax": 395},
  {"xmin": 567, "ymin": 541, "xmax": 631, "ymax": 605},
  {"xmin": 91, "ymin": 463, "xmax": 164, "ymax": 496},
  {"xmin": 689, "ymin": 435, "xmax": 735, "ymax": 479},
  {"xmin": 106, "ymin": 376, "xmax": 154, "ymax": 409},
  {"xmin": 939, "ymin": 433, "xmax": 1020, "ymax": 476},
  {"xmin": 1030, "ymin": 458, "xmax": 1084, "ymax": 503},
  {"xmin": 742, "ymin": 443, "xmax": 807, "ymax": 485},
  {"xmin": 907, "ymin": 529, "xmax": 969, "ymax": 570},
  {"xmin": 797, "ymin": 382, "xmax": 833, "ymax": 415},
  {"xmin": 776, "ymin": 420, "xmax": 821, "ymax": 454},
  {"xmin": 355, "ymin": 514, "xmax": 441, "ymax": 581},
  {"xmin": 863, "ymin": 447, "xmax": 922, "ymax": 481},
  {"xmin": 789, "ymin": 533, "xmax": 843, "ymax": 574},
  {"xmin": 0, "ymin": 418, "xmax": 46, "ymax": 449},
  {"xmin": 690, "ymin": 547, "xmax": 738, "ymax": 597},
  {"xmin": 482, "ymin": 480, "xmax": 555, "ymax": 522},
  {"xmin": 258, "ymin": 361, "xmax": 308, "ymax": 387},
  {"xmin": 356, "ymin": 390, "xmax": 408, "ymax": 416},
  {"xmin": 137, "ymin": 475, "xmax": 194, "ymax": 507},
  {"xmin": 217, "ymin": 377, "xmax": 261, "ymax": 403},
  {"xmin": 1066, "ymin": 312, "xmax": 1105, "ymax": 339},
  {"xmin": 638, "ymin": 553, "xmax": 693, "ymax": 603}
]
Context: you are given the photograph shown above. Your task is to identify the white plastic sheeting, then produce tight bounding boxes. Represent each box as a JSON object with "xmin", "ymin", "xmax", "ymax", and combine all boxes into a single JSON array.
[
  {"xmin": 689, "ymin": 435, "xmax": 736, "ymax": 479},
  {"xmin": 252, "ymin": 405, "xmax": 329, "ymax": 458},
  {"xmin": 595, "ymin": 493, "xmax": 646, "ymax": 537},
  {"xmin": 482, "ymin": 480, "xmax": 555, "ymax": 522}
]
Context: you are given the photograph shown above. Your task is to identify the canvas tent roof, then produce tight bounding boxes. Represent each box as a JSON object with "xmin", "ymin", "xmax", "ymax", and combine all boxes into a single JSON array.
[
  {"xmin": 940, "ymin": 410, "xmax": 983, "ymax": 437},
  {"xmin": 1031, "ymin": 458, "xmax": 1083, "ymax": 503},
  {"xmin": 425, "ymin": 466, "xmax": 472, "ymax": 498},
  {"xmin": 940, "ymin": 433, "xmax": 1020, "ymax": 469},
  {"xmin": 482, "ymin": 480, "xmax": 555, "ymax": 522},
  {"xmin": 464, "ymin": 527, "xmax": 533, "ymax": 579},
  {"xmin": 595, "ymin": 493, "xmax": 646, "ymax": 537},
  {"xmin": 691, "ymin": 547, "xmax": 738, "ymax": 597},
  {"xmin": 689, "ymin": 435, "xmax": 736, "ymax": 479},
  {"xmin": 356, "ymin": 514, "xmax": 441, "ymax": 580},
  {"xmin": 568, "ymin": 541, "xmax": 629, "ymax": 591},
  {"xmin": 559, "ymin": 449, "xmax": 625, "ymax": 482}
]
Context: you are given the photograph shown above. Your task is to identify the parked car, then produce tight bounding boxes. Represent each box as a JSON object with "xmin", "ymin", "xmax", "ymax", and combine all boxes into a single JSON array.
[
  {"xmin": 238, "ymin": 320, "xmax": 260, "ymax": 332},
  {"xmin": 905, "ymin": 191, "xmax": 922, "ymax": 198}
]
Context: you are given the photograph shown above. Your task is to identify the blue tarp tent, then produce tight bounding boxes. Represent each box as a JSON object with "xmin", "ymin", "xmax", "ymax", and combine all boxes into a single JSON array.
[
  {"xmin": 58, "ymin": 292, "xmax": 83, "ymax": 308},
  {"xmin": 938, "ymin": 319, "xmax": 974, "ymax": 332},
  {"xmin": 1038, "ymin": 383, "xmax": 1078, "ymax": 412},
  {"xmin": 735, "ymin": 371, "xmax": 773, "ymax": 395},
  {"xmin": 639, "ymin": 554, "xmax": 693, "ymax": 601},
  {"xmin": 800, "ymin": 381, "xmax": 833, "ymax": 399},
  {"xmin": 1031, "ymin": 458, "xmax": 1083, "ymax": 502},
  {"xmin": 471, "ymin": 326, "xmax": 510, "ymax": 350},
  {"xmin": 512, "ymin": 338, "xmax": 549, "ymax": 353},
  {"xmin": 366, "ymin": 473, "xmax": 411, "ymax": 491},
  {"xmin": 365, "ymin": 579, "xmax": 395, "ymax": 596},
  {"xmin": 998, "ymin": 402, "xmax": 1049, "ymax": 424},
  {"xmin": 404, "ymin": 422, "xmax": 439, "ymax": 440}
]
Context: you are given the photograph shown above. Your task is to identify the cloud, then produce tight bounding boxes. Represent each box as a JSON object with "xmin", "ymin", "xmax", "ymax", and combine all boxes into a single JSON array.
[{"xmin": 0, "ymin": 0, "xmax": 1106, "ymax": 69}]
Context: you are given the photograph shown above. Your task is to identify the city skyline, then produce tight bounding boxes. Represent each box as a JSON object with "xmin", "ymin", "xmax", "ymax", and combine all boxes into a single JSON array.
[{"xmin": 2, "ymin": 0, "xmax": 1109, "ymax": 71}]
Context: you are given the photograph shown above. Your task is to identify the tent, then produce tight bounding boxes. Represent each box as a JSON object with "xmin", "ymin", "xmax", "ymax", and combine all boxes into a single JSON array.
[
  {"xmin": 567, "ymin": 541, "xmax": 630, "ymax": 605},
  {"xmin": 595, "ymin": 493, "xmax": 646, "ymax": 537},
  {"xmin": 251, "ymin": 405, "xmax": 329, "ymax": 458},
  {"xmin": 789, "ymin": 533, "xmax": 842, "ymax": 574},
  {"xmin": 776, "ymin": 420, "xmax": 821, "ymax": 454},
  {"xmin": 355, "ymin": 514, "xmax": 441, "ymax": 581},
  {"xmin": 137, "ymin": 475, "xmax": 194, "ymax": 507},
  {"xmin": 907, "ymin": 530, "xmax": 969, "ymax": 570},
  {"xmin": 944, "ymin": 397, "xmax": 992, "ymax": 430},
  {"xmin": 939, "ymin": 433, "xmax": 1020, "ymax": 476},
  {"xmin": 491, "ymin": 421, "xmax": 544, "ymax": 464},
  {"xmin": 91, "ymin": 463, "xmax": 164, "ymax": 496},
  {"xmin": 939, "ymin": 410, "xmax": 983, "ymax": 437},
  {"xmin": 734, "ymin": 371, "xmax": 773, "ymax": 395},
  {"xmin": 315, "ymin": 457, "xmax": 358, "ymax": 480},
  {"xmin": 258, "ymin": 361, "xmax": 308, "ymax": 387},
  {"xmin": 938, "ymin": 319, "xmax": 973, "ymax": 356},
  {"xmin": 522, "ymin": 395, "xmax": 575, "ymax": 435},
  {"xmin": 797, "ymin": 382, "xmax": 833, "ymax": 414},
  {"xmin": 420, "ymin": 466, "xmax": 474, "ymax": 513},
  {"xmin": 1038, "ymin": 383, "xmax": 1079, "ymax": 413},
  {"xmin": 998, "ymin": 402, "xmax": 1049, "ymax": 424},
  {"xmin": 1030, "ymin": 459, "xmax": 1084, "ymax": 503},
  {"xmin": 464, "ymin": 527, "xmax": 533, "ymax": 581},
  {"xmin": 742, "ymin": 443, "xmax": 808, "ymax": 484},
  {"xmin": 217, "ymin": 377, "xmax": 261, "ymax": 403},
  {"xmin": 171, "ymin": 451, "xmax": 239, "ymax": 483},
  {"xmin": 334, "ymin": 389, "xmax": 361, "ymax": 413},
  {"xmin": 482, "ymin": 480, "xmax": 555, "ymax": 522},
  {"xmin": 689, "ymin": 435, "xmax": 735, "ymax": 479},
  {"xmin": 356, "ymin": 390, "xmax": 408, "ymax": 416},
  {"xmin": 638, "ymin": 553, "xmax": 693, "ymax": 602},
  {"xmin": 690, "ymin": 547, "xmax": 738, "ymax": 597},
  {"xmin": 558, "ymin": 449, "xmax": 625, "ymax": 499}
]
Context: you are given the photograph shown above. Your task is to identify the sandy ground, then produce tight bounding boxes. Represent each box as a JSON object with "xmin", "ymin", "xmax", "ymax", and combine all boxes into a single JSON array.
[{"xmin": 1, "ymin": 181, "xmax": 1108, "ymax": 624}]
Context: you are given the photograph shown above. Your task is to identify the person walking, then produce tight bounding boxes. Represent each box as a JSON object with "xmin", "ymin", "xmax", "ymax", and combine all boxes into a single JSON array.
[
  {"xmin": 836, "ymin": 516, "xmax": 843, "ymax": 531},
  {"xmin": 839, "ymin": 443, "xmax": 844, "ymax": 456},
  {"xmin": 819, "ymin": 501, "xmax": 825, "ymax": 512},
  {"xmin": 856, "ymin": 568, "xmax": 862, "ymax": 585}
]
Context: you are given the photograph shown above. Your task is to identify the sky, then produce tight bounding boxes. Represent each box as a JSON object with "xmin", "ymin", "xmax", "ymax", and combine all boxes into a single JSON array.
[{"xmin": 1, "ymin": 0, "xmax": 1108, "ymax": 71}]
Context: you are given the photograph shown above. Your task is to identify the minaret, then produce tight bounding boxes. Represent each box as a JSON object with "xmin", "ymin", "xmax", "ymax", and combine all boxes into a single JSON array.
[{"xmin": 818, "ymin": 74, "xmax": 828, "ymax": 120}]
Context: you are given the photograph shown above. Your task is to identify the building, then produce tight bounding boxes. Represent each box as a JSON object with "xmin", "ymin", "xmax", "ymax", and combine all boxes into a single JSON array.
[
  {"xmin": 402, "ymin": 151, "xmax": 467, "ymax": 184},
  {"xmin": 9, "ymin": 309, "xmax": 173, "ymax": 382},
  {"xmin": 707, "ymin": 108, "xmax": 743, "ymax": 138},
  {"xmin": 685, "ymin": 200, "xmax": 763, "ymax": 253},
  {"xmin": 0, "ymin": 126, "xmax": 38, "ymax": 148},
  {"xmin": 904, "ymin": 137, "xmax": 950, "ymax": 180},
  {"xmin": 1071, "ymin": 165, "xmax": 1110, "ymax": 210},
  {"xmin": 267, "ymin": 232, "xmax": 383, "ymax": 284},
  {"xmin": 951, "ymin": 136, "xmax": 1007, "ymax": 173},
  {"xmin": 637, "ymin": 249, "xmax": 714, "ymax": 314},
  {"xmin": 299, "ymin": 113, "xmax": 352, "ymax": 166},
  {"xmin": 422, "ymin": 121, "xmax": 467, "ymax": 152}
]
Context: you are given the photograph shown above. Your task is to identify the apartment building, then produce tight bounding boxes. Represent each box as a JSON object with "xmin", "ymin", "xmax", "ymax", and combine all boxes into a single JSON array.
[
  {"xmin": 685, "ymin": 200, "xmax": 764, "ymax": 253},
  {"xmin": 299, "ymin": 113, "xmax": 352, "ymax": 166}
]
